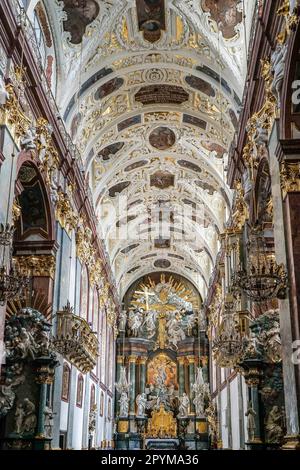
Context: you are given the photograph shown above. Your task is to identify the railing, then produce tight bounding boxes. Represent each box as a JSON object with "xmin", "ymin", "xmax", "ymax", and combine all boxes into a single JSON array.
[{"xmin": 54, "ymin": 303, "xmax": 99, "ymax": 373}]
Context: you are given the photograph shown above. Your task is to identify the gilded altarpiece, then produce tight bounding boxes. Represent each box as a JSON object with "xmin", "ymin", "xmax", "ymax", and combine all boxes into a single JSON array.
[{"xmin": 115, "ymin": 273, "xmax": 209, "ymax": 450}]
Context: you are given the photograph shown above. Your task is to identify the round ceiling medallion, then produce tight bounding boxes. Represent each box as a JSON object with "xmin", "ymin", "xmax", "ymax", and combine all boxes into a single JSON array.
[
  {"xmin": 149, "ymin": 127, "xmax": 176, "ymax": 150},
  {"xmin": 154, "ymin": 259, "xmax": 171, "ymax": 269}
]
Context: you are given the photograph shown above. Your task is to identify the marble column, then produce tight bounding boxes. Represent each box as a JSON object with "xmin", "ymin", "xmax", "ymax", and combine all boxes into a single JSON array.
[
  {"xmin": 139, "ymin": 357, "xmax": 147, "ymax": 394},
  {"xmin": 129, "ymin": 355, "xmax": 137, "ymax": 415},
  {"xmin": 115, "ymin": 356, "xmax": 123, "ymax": 415},
  {"xmin": 81, "ymin": 373, "xmax": 90, "ymax": 449},
  {"xmin": 66, "ymin": 367, "xmax": 78, "ymax": 449},
  {"xmin": 35, "ymin": 361, "xmax": 56, "ymax": 449},
  {"xmin": 244, "ymin": 369, "xmax": 262, "ymax": 444},
  {"xmin": 269, "ymin": 124, "xmax": 300, "ymax": 448},
  {"xmin": 188, "ymin": 356, "xmax": 195, "ymax": 414},
  {"xmin": 51, "ymin": 358, "xmax": 63, "ymax": 449},
  {"xmin": 178, "ymin": 357, "xmax": 185, "ymax": 395}
]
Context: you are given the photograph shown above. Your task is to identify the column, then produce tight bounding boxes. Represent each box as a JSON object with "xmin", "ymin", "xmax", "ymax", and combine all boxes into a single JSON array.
[
  {"xmin": 81, "ymin": 373, "xmax": 90, "ymax": 449},
  {"xmin": 115, "ymin": 356, "xmax": 123, "ymax": 415},
  {"xmin": 178, "ymin": 357, "xmax": 185, "ymax": 396},
  {"xmin": 269, "ymin": 125, "xmax": 300, "ymax": 448},
  {"xmin": 139, "ymin": 357, "xmax": 147, "ymax": 394},
  {"xmin": 129, "ymin": 356, "xmax": 137, "ymax": 415},
  {"xmin": 244, "ymin": 368, "xmax": 262, "ymax": 445},
  {"xmin": 35, "ymin": 361, "xmax": 56, "ymax": 449},
  {"xmin": 66, "ymin": 367, "xmax": 77, "ymax": 449},
  {"xmin": 188, "ymin": 356, "xmax": 195, "ymax": 414},
  {"xmin": 36, "ymin": 383, "xmax": 47, "ymax": 438}
]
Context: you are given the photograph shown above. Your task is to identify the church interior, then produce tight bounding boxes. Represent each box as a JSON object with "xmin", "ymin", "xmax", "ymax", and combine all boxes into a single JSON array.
[{"xmin": 0, "ymin": 0, "xmax": 300, "ymax": 451}]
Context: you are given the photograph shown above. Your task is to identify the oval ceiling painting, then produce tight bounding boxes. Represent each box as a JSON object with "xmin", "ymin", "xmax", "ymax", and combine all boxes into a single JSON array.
[
  {"xmin": 177, "ymin": 160, "xmax": 202, "ymax": 173},
  {"xmin": 149, "ymin": 127, "xmax": 176, "ymax": 150},
  {"xmin": 154, "ymin": 259, "xmax": 171, "ymax": 269},
  {"xmin": 124, "ymin": 160, "xmax": 148, "ymax": 172}
]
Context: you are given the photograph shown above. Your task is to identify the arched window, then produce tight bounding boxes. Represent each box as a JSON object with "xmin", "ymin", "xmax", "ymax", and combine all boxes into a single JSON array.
[
  {"xmin": 92, "ymin": 288, "xmax": 99, "ymax": 333},
  {"xmin": 90, "ymin": 383, "xmax": 95, "ymax": 407},
  {"xmin": 100, "ymin": 308, "xmax": 107, "ymax": 384},
  {"xmin": 107, "ymin": 328, "xmax": 114, "ymax": 390},
  {"xmin": 107, "ymin": 398, "xmax": 111, "ymax": 421},
  {"xmin": 33, "ymin": 7, "xmax": 47, "ymax": 69},
  {"xmin": 80, "ymin": 265, "xmax": 89, "ymax": 321},
  {"xmin": 76, "ymin": 374, "xmax": 84, "ymax": 408},
  {"xmin": 61, "ymin": 363, "xmax": 71, "ymax": 402},
  {"xmin": 100, "ymin": 391, "xmax": 104, "ymax": 416}
]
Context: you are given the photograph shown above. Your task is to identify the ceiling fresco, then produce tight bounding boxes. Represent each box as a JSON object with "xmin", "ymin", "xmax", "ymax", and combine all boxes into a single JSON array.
[
  {"xmin": 201, "ymin": 0, "xmax": 243, "ymax": 39},
  {"xmin": 44, "ymin": 0, "xmax": 255, "ymax": 299},
  {"xmin": 62, "ymin": 0, "xmax": 100, "ymax": 44}
]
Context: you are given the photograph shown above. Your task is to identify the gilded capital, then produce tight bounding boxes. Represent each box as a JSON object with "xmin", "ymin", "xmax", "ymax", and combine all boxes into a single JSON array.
[{"xmin": 13, "ymin": 255, "xmax": 56, "ymax": 279}]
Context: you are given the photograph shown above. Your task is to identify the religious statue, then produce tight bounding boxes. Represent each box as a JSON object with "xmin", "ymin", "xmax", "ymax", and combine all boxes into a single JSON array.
[
  {"xmin": 265, "ymin": 406, "xmax": 284, "ymax": 444},
  {"xmin": 88, "ymin": 404, "xmax": 97, "ymax": 435},
  {"xmin": 128, "ymin": 309, "xmax": 143, "ymax": 337},
  {"xmin": 119, "ymin": 391, "xmax": 129, "ymax": 417},
  {"xmin": 271, "ymin": 41, "xmax": 288, "ymax": 108},
  {"xmin": 245, "ymin": 401, "xmax": 256, "ymax": 442},
  {"xmin": 136, "ymin": 393, "xmax": 147, "ymax": 417},
  {"xmin": 20, "ymin": 126, "xmax": 37, "ymax": 151},
  {"xmin": 192, "ymin": 367, "xmax": 209, "ymax": 417},
  {"xmin": 186, "ymin": 313, "xmax": 196, "ymax": 336},
  {"xmin": 15, "ymin": 402, "xmax": 25, "ymax": 435},
  {"xmin": 0, "ymin": 74, "xmax": 8, "ymax": 105},
  {"xmin": 142, "ymin": 310, "xmax": 157, "ymax": 339},
  {"xmin": 178, "ymin": 393, "xmax": 190, "ymax": 418},
  {"xmin": 118, "ymin": 310, "xmax": 127, "ymax": 332},
  {"xmin": 44, "ymin": 404, "xmax": 54, "ymax": 439},
  {"xmin": 15, "ymin": 327, "xmax": 38, "ymax": 359},
  {"xmin": 14, "ymin": 398, "xmax": 37, "ymax": 435},
  {"xmin": 166, "ymin": 311, "xmax": 185, "ymax": 350}
]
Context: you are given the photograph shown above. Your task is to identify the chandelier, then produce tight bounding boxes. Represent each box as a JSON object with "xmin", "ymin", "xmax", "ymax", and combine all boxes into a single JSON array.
[
  {"xmin": 212, "ymin": 296, "xmax": 244, "ymax": 368},
  {"xmin": 233, "ymin": 228, "xmax": 287, "ymax": 302},
  {"xmin": 0, "ymin": 265, "xmax": 28, "ymax": 306}
]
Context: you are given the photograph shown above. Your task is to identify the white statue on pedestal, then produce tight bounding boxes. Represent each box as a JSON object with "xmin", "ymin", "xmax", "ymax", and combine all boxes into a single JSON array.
[
  {"xmin": 118, "ymin": 310, "xmax": 127, "ymax": 332},
  {"xmin": 119, "ymin": 391, "xmax": 129, "ymax": 417},
  {"xmin": 192, "ymin": 367, "xmax": 210, "ymax": 417},
  {"xmin": 178, "ymin": 393, "xmax": 190, "ymax": 417},
  {"xmin": 44, "ymin": 405, "xmax": 54, "ymax": 438},
  {"xmin": 136, "ymin": 393, "xmax": 147, "ymax": 417}
]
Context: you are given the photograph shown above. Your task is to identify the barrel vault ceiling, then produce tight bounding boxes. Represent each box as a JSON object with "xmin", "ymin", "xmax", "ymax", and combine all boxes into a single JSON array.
[{"xmin": 46, "ymin": 0, "xmax": 255, "ymax": 299}]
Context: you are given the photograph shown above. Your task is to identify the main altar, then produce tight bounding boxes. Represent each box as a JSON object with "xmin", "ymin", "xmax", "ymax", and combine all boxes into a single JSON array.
[{"xmin": 115, "ymin": 273, "xmax": 210, "ymax": 450}]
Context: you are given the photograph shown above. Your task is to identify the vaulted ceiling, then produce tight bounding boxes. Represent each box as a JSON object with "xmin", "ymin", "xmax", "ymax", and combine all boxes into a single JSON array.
[{"xmin": 42, "ymin": 0, "xmax": 255, "ymax": 299}]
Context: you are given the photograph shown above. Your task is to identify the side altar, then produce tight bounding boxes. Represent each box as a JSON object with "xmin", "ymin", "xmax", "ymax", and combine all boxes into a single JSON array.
[{"xmin": 114, "ymin": 273, "xmax": 210, "ymax": 450}]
